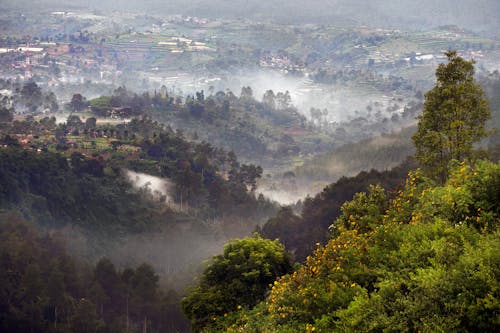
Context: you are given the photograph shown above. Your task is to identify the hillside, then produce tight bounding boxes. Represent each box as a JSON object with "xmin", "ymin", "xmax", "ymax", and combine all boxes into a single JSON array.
[
  {"xmin": 180, "ymin": 49, "xmax": 500, "ymax": 333},
  {"xmin": 75, "ymin": 87, "xmax": 336, "ymax": 168},
  {"xmin": 0, "ymin": 111, "xmax": 279, "ymax": 297},
  {"xmin": 259, "ymin": 158, "xmax": 415, "ymax": 261},
  {"xmin": 7, "ymin": 1, "xmax": 500, "ymax": 35},
  {"xmin": 203, "ymin": 160, "xmax": 500, "ymax": 332},
  {"xmin": 287, "ymin": 72, "xmax": 500, "ymax": 190}
]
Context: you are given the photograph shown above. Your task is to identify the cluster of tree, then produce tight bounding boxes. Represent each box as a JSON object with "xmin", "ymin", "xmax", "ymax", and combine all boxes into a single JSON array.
[
  {"xmin": 303, "ymin": 98, "xmax": 424, "ymax": 153},
  {"xmin": 181, "ymin": 235, "xmax": 293, "ymax": 332},
  {"xmin": 0, "ymin": 146, "xmax": 169, "ymax": 232},
  {"xmin": 312, "ymin": 68, "xmax": 415, "ymax": 94},
  {"xmin": 0, "ymin": 106, "xmax": 14, "ymax": 124},
  {"xmin": 0, "ymin": 115, "xmax": 276, "ymax": 229},
  {"xmin": 0, "ymin": 79, "xmax": 59, "ymax": 114},
  {"xmin": 132, "ymin": 120, "xmax": 272, "ymax": 217},
  {"xmin": 82, "ymin": 85, "xmax": 322, "ymax": 163},
  {"xmin": 0, "ymin": 214, "xmax": 189, "ymax": 333},
  {"xmin": 295, "ymin": 125, "xmax": 417, "ymax": 183},
  {"xmin": 85, "ymin": 87, "xmax": 146, "ymax": 117},
  {"xmin": 212, "ymin": 160, "xmax": 499, "ymax": 332}
]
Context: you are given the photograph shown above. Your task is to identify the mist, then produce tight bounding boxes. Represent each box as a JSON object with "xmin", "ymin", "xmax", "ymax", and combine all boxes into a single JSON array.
[
  {"xmin": 51, "ymin": 221, "xmax": 228, "ymax": 291},
  {"xmin": 49, "ymin": 170, "xmax": 262, "ymax": 291},
  {"xmin": 124, "ymin": 169, "xmax": 175, "ymax": 204},
  {"xmin": 7, "ymin": 1, "xmax": 500, "ymax": 35},
  {"xmin": 128, "ymin": 68, "xmax": 416, "ymax": 126}
]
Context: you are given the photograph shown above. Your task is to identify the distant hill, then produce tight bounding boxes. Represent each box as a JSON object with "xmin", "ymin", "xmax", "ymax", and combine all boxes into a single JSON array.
[
  {"xmin": 295, "ymin": 125, "xmax": 416, "ymax": 183},
  {"xmin": 8, "ymin": 0, "xmax": 499, "ymax": 36},
  {"xmin": 293, "ymin": 72, "xmax": 500, "ymax": 186}
]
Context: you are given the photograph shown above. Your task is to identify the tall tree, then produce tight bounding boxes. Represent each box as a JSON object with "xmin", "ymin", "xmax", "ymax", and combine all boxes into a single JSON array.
[
  {"xmin": 182, "ymin": 234, "xmax": 293, "ymax": 331},
  {"xmin": 412, "ymin": 50, "xmax": 490, "ymax": 181},
  {"xmin": 70, "ymin": 93, "xmax": 87, "ymax": 112}
]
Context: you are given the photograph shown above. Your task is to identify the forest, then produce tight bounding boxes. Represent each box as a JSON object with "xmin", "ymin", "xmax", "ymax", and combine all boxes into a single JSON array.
[
  {"xmin": 0, "ymin": 214, "xmax": 189, "ymax": 332},
  {"xmin": 180, "ymin": 52, "xmax": 500, "ymax": 332},
  {"xmin": 199, "ymin": 160, "xmax": 499, "ymax": 332},
  {"xmin": 0, "ymin": 34, "xmax": 499, "ymax": 333}
]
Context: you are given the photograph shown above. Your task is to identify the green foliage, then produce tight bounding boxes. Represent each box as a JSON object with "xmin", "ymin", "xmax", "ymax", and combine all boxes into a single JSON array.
[
  {"xmin": 413, "ymin": 51, "xmax": 491, "ymax": 181},
  {"xmin": 20, "ymin": 81, "xmax": 43, "ymax": 112},
  {"xmin": 182, "ymin": 234, "xmax": 293, "ymax": 331},
  {"xmin": 91, "ymin": 86, "xmax": 327, "ymax": 164},
  {"xmin": 0, "ymin": 114, "xmax": 276, "ymax": 231},
  {"xmin": 89, "ymin": 96, "xmax": 113, "ymax": 115},
  {"xmin": 0, "ymin": 147, "xmax": 167, "ymax": 232},
  {"xmin": 223, "ymin": 160, "xmax": 500, "ymax": 332},
  {"xmin": 330, "ymin": 184, "xmax": 388, "ymax": 237},
  {"xmin": 335, "ymin": 225, "xmax": 499, "ymax": 332},
  {"xmin": 69, "ymin": 93, "xmax": 88, "ymax": 112},
  {"xmin": 0, "ymin": 106, "xmax": 14, "ymax": 123}
]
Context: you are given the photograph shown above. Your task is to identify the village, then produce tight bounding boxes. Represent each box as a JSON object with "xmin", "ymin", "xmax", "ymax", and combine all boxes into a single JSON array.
[{"xmin": 1, "ymin": 9, "xmax": 498, "ymax": 89}]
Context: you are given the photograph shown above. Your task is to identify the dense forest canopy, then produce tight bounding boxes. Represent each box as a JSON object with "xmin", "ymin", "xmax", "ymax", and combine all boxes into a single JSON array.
[{"xmin": 208, "ymin": 160, "xmax": 500, "ymax": 332}]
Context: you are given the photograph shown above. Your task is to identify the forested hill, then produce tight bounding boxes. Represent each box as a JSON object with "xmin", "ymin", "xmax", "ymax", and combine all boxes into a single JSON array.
[
  {"xmin": 295, "ymin": 126, "xmax": 416, "ymax": 183},
  {"xmin": 82, "ymin": 87, "xmax": 332, "ymax": 168},
  {"xmin": 207, "ymin": 160, "xmax": 500, "ymax": 332},
  {"xmin": 0, "ymin": 106, "xmax": 280, "ymax": 332},
  {"xmin": 259, "ymin": 158, "xmax": 416, "ymax": 261},
  {"xmin": 179, "ymin": 52, "xmax": 499, "ymax": 333},
  {"xmin": 0, "ymin": 116, "xmax": 276, "ymax": 232}
]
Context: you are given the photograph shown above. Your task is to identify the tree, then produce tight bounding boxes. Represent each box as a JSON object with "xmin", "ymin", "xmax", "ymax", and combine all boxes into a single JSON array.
[
  {"xmin": 276, "ymin": 91, "xmax": 291, "ymax": 109},
  {"xmin": 85, "ymin": 117, "xmax": 97, "ymax": 129},
  {"xmin": 20, "ymin": 81, "xmax": 42, "ymax": 112},
  {"xmin": 182, "ymin": 234, "xmax": 293, "ymax": 331},
  {"xmin": 262, "ymin": 90, "xmax": 276, "ymax": 109},
  {"xmin": 70, "ymin": 299, "xmax": 104, "ymax": 333},
  {"xmin": 240, "ymin": 86, "xmax": 253, "ymax": 101},
  {"xmin": 70, "ymin": 93, "xmax": 87, "ymax": 112},
  {"xmin": 67, "ymin": 114, "xmax": 83, "ymax": 127},
  {"xmin": 232, "ymin": 163, "xmax": 263, "ymax": 192},
  {"xmin": 412, "ymin": 50, "xmax": 490, "ymax": 181},
  {"xmin": 0, "ymin": 106, "xmax": 13, "ymax": 122},
  {"xmin": 129, "ymin": 263, "xmax": 160, "ymax": 332},
  {"xmin": 44, "ymin": 92, "xmax": 59, "ymax": 112}
]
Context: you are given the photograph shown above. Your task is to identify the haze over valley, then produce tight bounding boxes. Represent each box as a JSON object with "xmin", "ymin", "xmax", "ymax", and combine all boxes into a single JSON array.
[{"xmin": 1, "ymin": 1, "xmax": 499, "ymax": 332}]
